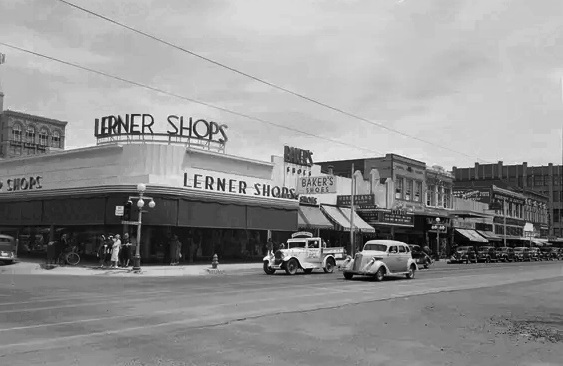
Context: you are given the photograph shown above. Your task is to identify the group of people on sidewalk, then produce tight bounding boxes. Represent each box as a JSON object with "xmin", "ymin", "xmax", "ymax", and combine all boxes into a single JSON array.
[{"xmin": 97, "ymin": 233, "xmax": 135, "ymax": 268}]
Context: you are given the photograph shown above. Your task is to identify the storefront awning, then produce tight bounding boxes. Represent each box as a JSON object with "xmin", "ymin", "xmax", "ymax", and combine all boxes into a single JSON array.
[
  {"xmin": 321, "ymin": 206, "xmax": 376, "ymax": 233},
  {"xmin": 455, "ymin": 228, "xmax": 488, "ymax": 243},
  {"xmin": 531, "ymin": 238, "xmax": 548, "ymax": 246},
  {"xmin": 476, "ymin": 230, "xmax": 503, "ymax": 241},
  {"xmin": 298, "ymin": 205, "xmax": 334, "ymax": 230}
]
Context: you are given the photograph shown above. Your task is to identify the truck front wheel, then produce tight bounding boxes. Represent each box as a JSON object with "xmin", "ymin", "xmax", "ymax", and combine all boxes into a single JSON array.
[
  {"xmin": 263, "ymin": 261, "xmax": 275, "ymax": 275},
  {"xmin": 285, "ymin": 258, "xmax": 299, "ymax": 275}
]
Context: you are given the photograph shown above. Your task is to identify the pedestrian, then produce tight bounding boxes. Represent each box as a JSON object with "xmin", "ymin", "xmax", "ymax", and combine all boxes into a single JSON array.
[
  {"xmin": 121, "ymin": 233, "xmax": 132, "ymax": 267},
  {"xmin": 105, "ymin": 235, "xmax": 113, "ymax": 267},
  {"xmin": 169, "ymin": 234, "xmax": 181, "ymax": 265},
  {"xmin": 97, "ymin": 235, "xmax": 109, "ymax": 268},
  {"xmin": 266, "ymin": 238, "xmax": 274, "ymax": 256},
  {"xmin": 111, "ymin": 235, "xmax": 121, "ymax": 268}
]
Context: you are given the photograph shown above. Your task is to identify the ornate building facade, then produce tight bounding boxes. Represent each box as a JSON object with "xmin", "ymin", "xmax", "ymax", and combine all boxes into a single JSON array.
[{"xmin": 0, "ymin": 93, "xmax": 67, "ymax": 159}]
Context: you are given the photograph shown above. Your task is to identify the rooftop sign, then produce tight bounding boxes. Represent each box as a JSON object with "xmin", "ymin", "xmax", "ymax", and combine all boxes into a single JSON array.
[{"xmin": 94, "ymin": 114, "xmax": 228, "ymax": 152}]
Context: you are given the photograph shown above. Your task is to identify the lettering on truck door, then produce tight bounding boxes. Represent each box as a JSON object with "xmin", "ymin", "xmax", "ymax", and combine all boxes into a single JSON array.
[{"xmin": 307, "ymin": 239, "xmax": 321, "ymax": 260}]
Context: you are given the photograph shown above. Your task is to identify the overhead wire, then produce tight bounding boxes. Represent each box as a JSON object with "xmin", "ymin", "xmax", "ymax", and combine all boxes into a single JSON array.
[
  {"xmin": 0, "ymin": 41, "xmax": 385, "ymax": 155},
  {"xmin": 54, "ymin": 0, "xmax": 494, "ymax": 164}
]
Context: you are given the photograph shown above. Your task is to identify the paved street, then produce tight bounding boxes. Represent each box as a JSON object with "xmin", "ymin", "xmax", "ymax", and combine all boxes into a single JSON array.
[{"xmin": 0, "ymin": 261, "xmax": 562, "ymax": 366}]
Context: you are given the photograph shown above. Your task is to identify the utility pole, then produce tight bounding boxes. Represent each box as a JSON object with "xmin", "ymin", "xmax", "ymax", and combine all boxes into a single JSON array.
[
  {"xmin": 350, "ymin": 163, "xmax": 355, "ymax": 257},
  {"xmin": 503, "ymin": 196, "xmax": 507, "ymax": 247}
]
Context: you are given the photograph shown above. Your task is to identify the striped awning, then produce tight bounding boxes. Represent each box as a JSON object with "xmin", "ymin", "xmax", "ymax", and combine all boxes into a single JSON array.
[
  {"xmin": 476, "ymin": 230, "xmax": 503, "ymax": 241},
  {"xmin": 455, "ymin": 228, "xmax": 488, "ymax": 243},
  {"xmin": 321, "ymin": 205, "xmax": 375, "ymax": 233},
  {"xmin": 298, "ymin": 205, "xmax": 334, "ymax": 230}
]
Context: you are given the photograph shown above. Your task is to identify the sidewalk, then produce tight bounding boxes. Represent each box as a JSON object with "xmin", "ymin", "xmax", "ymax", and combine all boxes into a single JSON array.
[
  {"xmin": 0, "ymin": 259, "xmax": 262, "ymax": 277},
  {"xmin": 1, "ymin": 258, "xmax": 454, "ymax": 278}
]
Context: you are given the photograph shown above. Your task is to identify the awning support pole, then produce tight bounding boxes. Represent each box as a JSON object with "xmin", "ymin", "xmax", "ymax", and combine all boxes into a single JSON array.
[{"xmin": 350, "ymin": 163, "xmax": 355, "ymax": 257}]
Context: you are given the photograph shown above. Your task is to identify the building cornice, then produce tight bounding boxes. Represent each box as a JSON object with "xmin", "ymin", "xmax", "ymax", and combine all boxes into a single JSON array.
[{"xmin": 3, "ymin": 110, "xmax": 68, "ymax": 126}]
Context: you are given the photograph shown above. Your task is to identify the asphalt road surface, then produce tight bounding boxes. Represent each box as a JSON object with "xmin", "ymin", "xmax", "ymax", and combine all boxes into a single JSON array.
[{"xmin": 1, "ymin": 261, "xmax": 562, "ymax": 366}]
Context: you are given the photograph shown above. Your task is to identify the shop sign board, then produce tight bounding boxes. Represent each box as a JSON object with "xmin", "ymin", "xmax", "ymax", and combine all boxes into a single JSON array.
[
  {"xmin": 453, "ymin": 187, "xmax": 491, "ymax": 203},
  {"xmin": 0, "ymin": 176, "xmax": 43, "ymax": 193},
  {"xmin": 358, "ymin": 208, "xmax": 414, "ymax": 227},
  {"xmin": 115, "ymin": 205, "xmax": 124, "ymax": 216},
  {"xmin": 184, "ymin": 169, "xmax": 298, "ymax": 200},
  {"xmin": 297, "ymin": 176, "xmax": 336, "ymax": 194},
  {"xmin": 284, "ymin": 146, "xmax": 313, "ymax": 167},
  {"xmin": 94, "ymin": 114, "xmax": 228, "ymax": 144},
  {"xmin": 337, "ymin": 194, "xmax": 374, "ymax": 207}
]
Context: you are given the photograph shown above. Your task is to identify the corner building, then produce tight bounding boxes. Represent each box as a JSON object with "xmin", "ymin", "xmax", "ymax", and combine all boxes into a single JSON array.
[{"xmin": 0, "ymin": 141, "xmax": 298, "ymax": 263}]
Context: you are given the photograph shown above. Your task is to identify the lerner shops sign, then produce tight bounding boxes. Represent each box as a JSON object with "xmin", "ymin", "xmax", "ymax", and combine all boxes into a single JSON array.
[
  {"xmin": 183, "ymin": 170, "xmax": 298, "ymax": 200},
  {"xmin": 0, "ymin": 176, "xmax": 43, "ymax": 192},
  {"xmin": 94, "ymin": 114, "xmax": 228, "ymax": 144}
]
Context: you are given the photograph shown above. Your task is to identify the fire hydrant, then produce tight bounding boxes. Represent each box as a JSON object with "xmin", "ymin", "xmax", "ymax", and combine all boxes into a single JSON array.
[{"xmin": 211, "ymin": 254, "xmax": 219, "ymax": 269}]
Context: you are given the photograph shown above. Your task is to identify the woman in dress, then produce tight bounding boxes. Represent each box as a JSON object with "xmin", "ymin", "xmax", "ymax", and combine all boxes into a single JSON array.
[{"xmin": 111, "ymin": 235, "xmax": 121, "ymax": 268}]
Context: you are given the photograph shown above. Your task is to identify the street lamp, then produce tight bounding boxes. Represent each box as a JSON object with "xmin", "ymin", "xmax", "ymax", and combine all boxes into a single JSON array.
[{"xmin": 129, "ymin": 183, "xmax": 156, "ymax": 272}]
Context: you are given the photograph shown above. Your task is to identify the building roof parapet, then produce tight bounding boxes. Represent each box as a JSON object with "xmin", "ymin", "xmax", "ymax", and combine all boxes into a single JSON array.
[{"xmin": 3, "ymin": 110, "xmax": 68, "ymax": 126}]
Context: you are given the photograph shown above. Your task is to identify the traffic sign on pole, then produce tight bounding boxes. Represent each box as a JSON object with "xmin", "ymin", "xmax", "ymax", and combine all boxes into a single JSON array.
[{"xmin": 115, "ymin": 205, "xmax": 124, "ymax": 216}]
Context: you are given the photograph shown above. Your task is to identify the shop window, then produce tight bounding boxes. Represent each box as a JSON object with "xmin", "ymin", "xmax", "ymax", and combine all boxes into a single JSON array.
[
  {"xmin": 414, "ymin": 181, "xmax": 422, "ymax": 202},
  {"xmin": 39, "ymin": 130, "xmax": 49, "ymax": 146},
  {"xmin": 52, "ymin": 131, "xmax": 61, "ymax": 148},
  {"xmin": 11, "ymin": 125, "xmax": 22, "ymax": 142},
  {"xmin": 395, "ymin": 177, "xmax": 403, "ymax": 200},
  {"xmin": 26, "ymin": 127, "xmax": 35, "ymax": 143},
  {"xmin": 405, "ymin": 179, "xmax": 413, "ymax": 201}
]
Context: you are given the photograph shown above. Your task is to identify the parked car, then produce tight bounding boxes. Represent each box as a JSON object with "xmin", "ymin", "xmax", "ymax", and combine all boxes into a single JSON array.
[
  {"xmin": 539, "ymin": 246, "xmax": 558, "ymax": 261},
  {"xmin": 476, "ymin": 246, "xmax": 498, "ymax": 263},
  {"xmin": 528, "ymin": 247, "xmax": 541, "ymax": 261},
  {"xmin": 513, "ymin": 247, "xmax": 531, "ymax": 262},
  {"xmin": 340, "ymin": 240, "xmax": 418, "ymax": 281},
  {"xmin": 450, "ymin": 246, "xmax": 477, "ymax": 264},
  {"xmin": 0, "ymin": 234, "xmax": 17, "ymax": 264},
  {"xmin": 408, "ymin": 244, "xmax": 433, "ymax": 269},
  {"xmin": 263, "ymin": 232, "xmax": 346, "ymax": 275},
  {"xmin": 558, "ymin": 248, "xmax": 563, "ymax": 260},
  {"xmin": 496, "ymin": 247, "xmax": 515, "ymax": 262}
]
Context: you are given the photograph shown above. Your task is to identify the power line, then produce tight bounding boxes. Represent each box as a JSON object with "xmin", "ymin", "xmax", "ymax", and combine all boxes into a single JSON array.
[
  {"xmin": 55, "ymin": 0, "xmax": 493, "ymax": 164},
  {"xmin": 0, "ymin": 41, "xmax": 385, "ymax": 155}
]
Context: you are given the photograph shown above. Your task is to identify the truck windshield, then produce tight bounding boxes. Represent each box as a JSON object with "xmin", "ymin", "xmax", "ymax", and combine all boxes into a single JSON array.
[{"xmin": 287, "ymin": 241, "xmax": 307, "ymax": 249}]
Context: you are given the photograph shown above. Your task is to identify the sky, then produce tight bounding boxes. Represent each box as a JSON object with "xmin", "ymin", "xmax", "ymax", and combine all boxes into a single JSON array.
[{"xmin": 1, "ymin": 0, "xmax": 563, "ymax": 170}]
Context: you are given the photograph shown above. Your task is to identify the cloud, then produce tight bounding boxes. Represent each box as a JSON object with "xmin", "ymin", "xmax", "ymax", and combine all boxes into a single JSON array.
[{"xmin": 2, "ymin": 0, "xmax": 563, "ymax": 171}]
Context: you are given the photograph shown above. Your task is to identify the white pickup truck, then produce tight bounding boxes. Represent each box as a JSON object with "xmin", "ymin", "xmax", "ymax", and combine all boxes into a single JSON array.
[{"xmin": 263, "ymin": 232, "xmax": 346, "ymax": 275}]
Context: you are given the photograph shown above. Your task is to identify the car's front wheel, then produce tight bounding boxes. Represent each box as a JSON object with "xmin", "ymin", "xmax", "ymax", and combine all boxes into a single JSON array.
[
  {"xmin": 285, "ymin": 258, "xmax": 299, "ymax": 275},
  {"xmin": 374, "ymin": 267, "xmax": 385, "ymax": 282}
]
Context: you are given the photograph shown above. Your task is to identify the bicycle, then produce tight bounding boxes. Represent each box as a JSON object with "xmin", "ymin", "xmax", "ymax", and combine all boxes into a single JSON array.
[{"xmin": 57, "ymin": 245, "xmax": 81, "ymax": 266}]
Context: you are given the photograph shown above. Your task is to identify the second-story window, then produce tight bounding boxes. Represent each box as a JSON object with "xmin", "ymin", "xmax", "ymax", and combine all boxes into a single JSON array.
[
  {"xmin": 444, "ymin": 187, "xmax": 451, "ymax": 208},
  {"xmin": 414, "ymin": 181, "xmax": 422, "ymax": 202},
  {"xmin": 26, "ymin": 127, "xmax": 35, "ymax": 143},
  {"xmin": 39, "ymin": 130, "xmax": 49, "ymax": 146},
  {"xmin": 52, "ymin": 131, "xmax": 61, "ymax": 148},
  {"xmin": 11, "ymin": 125, "xmax": 22, "ymax": 141},
  {"xmin": 395, "ymin": 177, "xmax": 403, "ymax": 199},
  {"xmin": 405, "ymin": 179, "xmax": 413, "ymax": 201},
  {"xmin": 426, "ymin": 184, "xmax": 436, "ymax": 206}
]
